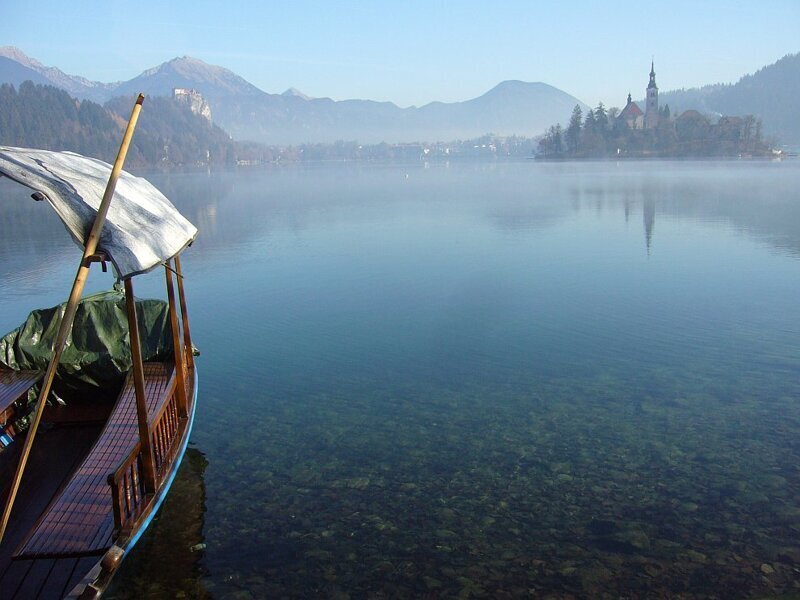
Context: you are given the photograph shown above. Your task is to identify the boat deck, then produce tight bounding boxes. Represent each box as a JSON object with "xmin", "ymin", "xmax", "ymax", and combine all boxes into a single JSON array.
[
  {"xmin": 0, "ymin": 424, "xmax": 102, "ymax": 599},
  {"xmin": 16, "ymin": 363, "xmax": 173, "ymax": 559}
]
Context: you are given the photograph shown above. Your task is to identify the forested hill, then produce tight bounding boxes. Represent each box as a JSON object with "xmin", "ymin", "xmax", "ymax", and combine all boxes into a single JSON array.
[
  {"xmin": 0, "ymin": 81, "xmax": 269, "ymax": 168},
  {"xmin": 658, "ymin": 52, "xmax": 800, "ymax": 146}
]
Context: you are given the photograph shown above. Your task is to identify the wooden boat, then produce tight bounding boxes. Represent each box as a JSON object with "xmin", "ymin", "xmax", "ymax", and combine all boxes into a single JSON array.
[{"xmin": 0, "ymin": 95, "xmax": 199, "ymax": 598}]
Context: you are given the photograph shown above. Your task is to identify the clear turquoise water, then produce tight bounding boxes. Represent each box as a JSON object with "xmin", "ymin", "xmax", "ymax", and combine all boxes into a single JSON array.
[{"xmin": 2, "ymin": 159, "xmax": 800, "ymax": 597}]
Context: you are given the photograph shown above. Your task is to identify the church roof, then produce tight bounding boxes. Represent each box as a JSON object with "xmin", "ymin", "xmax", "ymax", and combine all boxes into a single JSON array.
[{"xmin": 619, "ymin": 100, "xmax": 643, "ymax": 119}]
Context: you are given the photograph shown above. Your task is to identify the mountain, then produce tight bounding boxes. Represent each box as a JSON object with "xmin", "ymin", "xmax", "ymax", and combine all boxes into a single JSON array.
[
  {"xmin": 412, "ymin": 80, "xmax": 584, "ymax": 141},
  {"xmin": 0, "ymin": 56, "xmax": 51, "ymax": 88},
  {"xmin": 111, "ymin": 56, "xmax": 264, "ymax": 98},
  {"xmin": 0, "ymin": 48, "xmax": 587, "ymax": 144},
  {"xmin": 282, "ymin": 88, "xmax": 312, "ymax": 100},
  {"xmin": 104, "ymin": 57, "xmax": 586, "ymax": 144},
  {"xmin": 0, "ymin": 81, "xmax": 266, "ymax": 168},
  {"xmin": 4, "ymin": 46, "xmax": 799, "ymax": 145},
  {"xmin": 200, "ymin": 80, "xmax": 585, "ymax": 145},
  {"xmin": 658, "ymin": 52, "xmax": 800, "ymax": 145},
  {"xmin": 0, "ymin": 46, "xmax": 115, "ymax": 103}
]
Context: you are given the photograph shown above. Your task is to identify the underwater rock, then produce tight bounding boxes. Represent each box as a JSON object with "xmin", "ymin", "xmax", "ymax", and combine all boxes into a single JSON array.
[
  {"xmin": 587, "ymin": 519, "xmax": 619, "ymax": 536},
  {"xmin": 423, "ymin": 576, "xmax": 443, "ymax": 589},
  {"xmin": 550, "ymin": 462, "xmax": 572, "ymax": 474},
  {"xmin": 374, "ymin": 561, "xmax": 394, "ymax": 574},
  {"xmin": 435, "ymin": 529, "xmax": 459, "ymax": 539},
  {"xmin": 611, "ymin": 529, "xmax": 651, "ymax": 552},
  {"xmin": 579, "ymin": 564, "xmax": 613, "ymax": 586},
  {"xmin": 684, "ymin": 550, "xmax": 708, "ymax": 563},
  {"xmin": 643, "ymin": 565, "xmax": 661, "ymax": 577}
]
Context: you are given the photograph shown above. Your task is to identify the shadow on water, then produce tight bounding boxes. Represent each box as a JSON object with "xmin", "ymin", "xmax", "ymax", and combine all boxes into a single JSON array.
[{"xmin": 105, "ymin": 448, "xmax": 211, "ymax": 599}]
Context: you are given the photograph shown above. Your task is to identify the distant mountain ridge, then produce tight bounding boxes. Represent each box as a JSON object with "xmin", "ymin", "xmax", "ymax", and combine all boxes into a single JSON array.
[
  {"xmin": 0, "ymin": 47, "xmax": 587, "ymax": 144},
  {"xmin": 0, "ymin": 46, "xmax": 116, "ymax": 102},
  {"xmin": 2, "ymin": 46, "xmax": 797, "ymax": 145},
  {"xmin": 107, "ymin": 56, "xmax": 587, "ymax": 144},
  {"xmin": 113, "ymin": 56, "xmax": 264, "ymax": 98}
]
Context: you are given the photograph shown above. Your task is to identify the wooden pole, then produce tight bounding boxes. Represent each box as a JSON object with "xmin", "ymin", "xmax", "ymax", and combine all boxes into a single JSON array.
[
  {"xmin": 174, "ymin": 255, "xmax": 194, "ymax": 372},
  {"xmin": 0, "ymin": 94, "xmax": 146, "ymax": 544},
  {"xmin": 124, "ymin": 278, "xmax": 157, "ymax": 492},
  {"xmin": 165, "ymin": 262, "xmax": 188, "ymax": 417}
]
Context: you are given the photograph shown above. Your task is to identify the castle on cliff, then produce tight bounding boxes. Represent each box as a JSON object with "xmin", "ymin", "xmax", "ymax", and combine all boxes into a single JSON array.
[{"xmin": 173, "ymin": 88, "xmax": 213, "ymax": 123}]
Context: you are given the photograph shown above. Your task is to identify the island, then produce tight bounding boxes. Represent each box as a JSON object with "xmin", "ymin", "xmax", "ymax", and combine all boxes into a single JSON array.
[{"xmin": 537, "ymin": 62, "xmax": 772, "ymax": 159}]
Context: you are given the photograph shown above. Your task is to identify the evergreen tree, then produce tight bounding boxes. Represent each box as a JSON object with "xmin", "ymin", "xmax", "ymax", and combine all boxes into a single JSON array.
[
  {"xmin": 584, "ymin": 108, "xmax": 596, "ymax": 131},
  {"xmin": 565, "ymin": 104, "xmax": 582, "ymax": 155},
  {"xmin": 552, "ymin": 124, "xmax": 563, "ymax": 155},
  {"xmin": 537, "ymin": 125, "xmax": 564, "ymax": 157},
  {"xmin": 594, "ymin": 102, "xmax": 608, "ymax": 131}
]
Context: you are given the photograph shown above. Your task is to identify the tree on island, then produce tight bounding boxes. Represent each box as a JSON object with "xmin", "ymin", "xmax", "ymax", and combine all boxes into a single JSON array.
[{"xmin": 565, "ymin": 105, "xmax": 582, "ymax": 154}]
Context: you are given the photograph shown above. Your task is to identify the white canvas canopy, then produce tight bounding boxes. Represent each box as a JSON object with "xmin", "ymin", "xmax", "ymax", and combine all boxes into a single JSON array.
[{"xmin": 0, "ymin": 146, "xmax": 198, "ymax": 279}]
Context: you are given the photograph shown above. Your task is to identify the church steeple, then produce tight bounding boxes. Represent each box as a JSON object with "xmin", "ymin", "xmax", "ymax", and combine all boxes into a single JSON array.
[
  {"xmin": 645, "ymin": 59, "xmax": 659, "ymax": 128},
  {"xmin": 648, "ymin": 60, "xmax": 657, "ymax": 90}
]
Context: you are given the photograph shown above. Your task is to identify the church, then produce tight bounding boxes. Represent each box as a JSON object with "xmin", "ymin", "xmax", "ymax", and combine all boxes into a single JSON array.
[{"xmin": 617, "ymin": 62, "xmax": 659, "ymax": 130}]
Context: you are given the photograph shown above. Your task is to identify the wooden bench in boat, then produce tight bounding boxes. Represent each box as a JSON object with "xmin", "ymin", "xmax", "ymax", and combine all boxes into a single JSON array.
[
  {"xmin": 0, "ymin": 370, "xmax": 41, "ymax": 440},
  {"xmin": 14, "ymin": 363, "xmax": 175, "ymax": 558}
]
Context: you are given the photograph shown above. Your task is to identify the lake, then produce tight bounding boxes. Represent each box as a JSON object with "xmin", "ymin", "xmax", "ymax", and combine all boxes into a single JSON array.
[{"xmin": 2, "ymin": 159, "xmax": 800, "ymax": 598}]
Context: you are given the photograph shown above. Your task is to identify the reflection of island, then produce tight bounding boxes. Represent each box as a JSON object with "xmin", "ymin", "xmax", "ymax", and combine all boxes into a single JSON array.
[{"xmin": 105, "ymin": 448, "xmax": 210, "ymax": 599}]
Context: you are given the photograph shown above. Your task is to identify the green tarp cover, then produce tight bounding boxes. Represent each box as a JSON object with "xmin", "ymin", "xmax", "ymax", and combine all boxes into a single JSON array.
[{"xmin": 0, "ymin": 290, "xmax": 172, "ymax": 395}]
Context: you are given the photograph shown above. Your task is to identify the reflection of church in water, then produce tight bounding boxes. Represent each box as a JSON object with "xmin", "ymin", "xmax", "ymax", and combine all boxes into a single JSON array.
[
  {"xmin": 623, "ymin": 196, "xmax": 656, "ymax": 255},
  {"xmin": 643, "ymin": 199, "xmax": 655, "ymax": 255}
]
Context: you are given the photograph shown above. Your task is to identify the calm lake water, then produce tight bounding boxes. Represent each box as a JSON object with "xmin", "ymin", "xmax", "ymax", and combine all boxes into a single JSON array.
[{"xmin": 2, "ymin": 159, "xmax": 800, "ymax": 598}]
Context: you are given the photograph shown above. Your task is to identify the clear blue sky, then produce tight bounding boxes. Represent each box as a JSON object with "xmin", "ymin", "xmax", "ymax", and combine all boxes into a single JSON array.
[{"xmin": 2, "ymin": 1, "xmax": 798, "ymax": 108}]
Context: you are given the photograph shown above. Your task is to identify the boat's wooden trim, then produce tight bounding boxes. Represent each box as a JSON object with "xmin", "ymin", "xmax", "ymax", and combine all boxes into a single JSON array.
[
  {"xmin": 107, "ymin": 370, "xmax": 184, "ymax": 537},
  {"xmin": 165, "ymin": 262, "xmax": 188, "ymax": 418},
  {"xmin": 174, "ymin": 256, "xmax": 194, "ymax": 372},
  {"xmin": 124, "ymin": 278, "xmax": 157, "ymax": 495},
  {"xmin": 0, "ymin": 370, "xmax": 41, "ymax": 433},
  {"xmin": 71, "ymin": 366, "xmax": 198, "ymax": 600}
]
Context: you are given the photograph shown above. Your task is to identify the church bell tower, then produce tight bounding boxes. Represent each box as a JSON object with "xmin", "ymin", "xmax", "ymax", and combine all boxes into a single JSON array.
[{"xmin": 645, "ymin": 60, "xmax": 659, "ymax": 129}]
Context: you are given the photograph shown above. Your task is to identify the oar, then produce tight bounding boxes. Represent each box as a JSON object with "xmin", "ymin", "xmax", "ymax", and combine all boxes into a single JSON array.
[{"xmin": 0, "ymin": 94, "xmax": 146, "ymax": 544}]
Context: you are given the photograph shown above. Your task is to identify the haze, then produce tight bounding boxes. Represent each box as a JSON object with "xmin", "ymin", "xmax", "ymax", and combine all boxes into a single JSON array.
[{"xmin": 1, "ymin": 0, "xmax": 798, "ymax": 108}]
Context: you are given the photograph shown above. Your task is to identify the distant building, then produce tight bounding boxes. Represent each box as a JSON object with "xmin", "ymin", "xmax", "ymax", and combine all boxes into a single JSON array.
[
  {"xmin": 173, "ymin": 88, "xmax": 212, "ymax": 122},
  {"xmin": 618, "ymin": 93, "xmax": 644, "ymax": 129},
  {"xmin": 617, "ymin": 62, "xmax": 660, "ymax": 130},
  {"xmin": 675, "ymin": 109, "xmax": 710, "ymax": 140}
]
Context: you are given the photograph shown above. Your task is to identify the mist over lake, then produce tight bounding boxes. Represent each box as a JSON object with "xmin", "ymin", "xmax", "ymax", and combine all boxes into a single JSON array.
[{"xmin": 2, "ymin": 159, "xmax": 800, "ymax": 598}]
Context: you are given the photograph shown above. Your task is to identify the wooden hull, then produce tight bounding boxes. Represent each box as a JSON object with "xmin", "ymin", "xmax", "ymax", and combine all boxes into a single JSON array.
[{"xmin": 69, "ymin": 365, "xmax": 198, "ymax": 599}]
